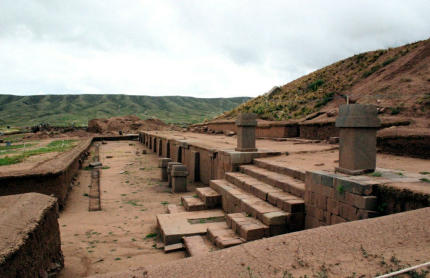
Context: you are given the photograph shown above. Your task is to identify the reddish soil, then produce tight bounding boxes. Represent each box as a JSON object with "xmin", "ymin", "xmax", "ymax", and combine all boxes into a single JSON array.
[
  {"xmin": 58, "ymin": 141, "xmax": 202, "ymax": 277},
  {"xmin": 88, "ymin": 116, "xmax": 169, "ymax": 135}
]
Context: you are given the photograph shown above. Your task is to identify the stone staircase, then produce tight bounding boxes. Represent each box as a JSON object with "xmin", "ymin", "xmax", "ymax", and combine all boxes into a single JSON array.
[{"xmin": 158, "ymin": 158, "xmax": 306, "ymax": 257}]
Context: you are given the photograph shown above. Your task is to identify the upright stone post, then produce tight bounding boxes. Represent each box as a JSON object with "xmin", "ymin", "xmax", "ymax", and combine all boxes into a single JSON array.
[
  {"xmin": 167, "ymin": 162, "xmax": 182, "ymax": 187},
  {"xmin": 171, "ymin": 164, "xmax": 189, "ymax": 193},
  {"xmin": 235, "ymin": 113, "xmax": 258, "ymax": 152},
  {"xmin": 158, "ymin": 158, "xmax": 172, "ymax": 181},
  {"xmin": 335, "ymin": 104, "xmax": 381, "ymax": 175}
]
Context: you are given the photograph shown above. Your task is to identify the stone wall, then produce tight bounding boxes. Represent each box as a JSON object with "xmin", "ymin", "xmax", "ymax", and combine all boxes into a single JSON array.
[
  {"xmin": 0, "ymin": 193, "xmax": 63, "ymax": 277},
  {"xmin": 304, "ymin": 171, "xmax": 378, "ymax": 228},
  {"xmin": 0, "ymin": 138, "xmax": 92, "ymax": 208},
  {"xmin": 140, "ymin": 132, "xmax": 279, "ymax": 186}
]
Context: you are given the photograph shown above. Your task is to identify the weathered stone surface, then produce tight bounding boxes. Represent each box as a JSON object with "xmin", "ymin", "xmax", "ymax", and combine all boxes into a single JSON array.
[
  {"xmin": 335, "ymin": 104, "xmax": 381, "ymax": 128},
  {"xmin": 183, "ymin": 235, "xmax": 213, "ymax": 256},
  {"xmin": 196, "ymin": 187, "xmax": 221, "ymax": 208},
  {"xmin": 235, "ymin": 113, "xmax": 258, "ymax": 152},
  {"xmin": 335, "ymin": 104, "xmax": 380, "ymax": 174},
  {"xmin": 157, "ymin": 210, "xmax": 225, "ymax": 245},
  {"xmin": 181, "ymin": 196, "xmax": 206, "ymax": 211},
  {"xmin": 0, "ymin": 193, "xmax": 63, "ymax": 277},
  {"xmin": 167, "ymin": 162, "xmax": 182, "ymax": 187}
]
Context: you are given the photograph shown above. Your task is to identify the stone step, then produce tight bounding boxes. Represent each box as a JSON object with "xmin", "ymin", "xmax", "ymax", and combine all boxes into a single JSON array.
[
  {"xmin": 252, "ymin": 158, "xmax": 306, "ymax": 181},
  {"xmin": 210, "ymin": 179, "xmax": 305, "ymax": 233},
  {"xmin": 157, "ymin": 210, "xmax": 226, "ymax": 245},
  {"xmin": 207, "ymin": 224, "xmax": 245, "ymax": 249},
  {"xmin": 196, "ymin": 187, "xmax": 221, "ymax": 209},
  {"xmin": 240, "ymin": 165, "xmax": 305, "ymax": 198},
  {"xmin": 181, "ymin": 196, "xmax": 206, "ymax": 211},
  {"xmin": 183, "ymin": 235, "xmax": 216, "ymax": 256},
  {"xmin": 225, "ymin": 172, "xmax": 305, "ymax": 213},
  {"xmin": 166, "ymin": 204, "xmax": 186, "ymax": 214},
  {"xmin": 210, "ymin": 180, "xmax": 287, "ymax": 227},
  {"xmin": 226, "ymin": 213, "xmax": 269, "ymax": 241}
]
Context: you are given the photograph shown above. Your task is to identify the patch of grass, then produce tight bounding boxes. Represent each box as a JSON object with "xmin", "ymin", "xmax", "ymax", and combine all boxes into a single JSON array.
[
  {"xmin": 0, "ymin": 155, "xmax": 23, "ymax": 166},
  {"xmin": 145, "ymin": 232, "xmax": 157, "ymax": 239},
  {"xmin": 362, "ymin": 64, "xmax": 382, "ymax": 78},
  {"xmin": 370, "ymin": 171, "xmax": 382, "ymax": 177},
  {"xmin": 0, "ymin": 139, "xmax": 77, "ymax": 166},
  {"xmin": 114, "ymin": 257, "xmax": 121, "ymax": 261},
  {"xmin": 125, "ymin": 200, "xmax": 143, "ymax": 207},
  {"xmin": 83, "ymin": 193, "xmax": 89, "ymax": 197},
  {"xmin": 314, "ymin": 92, "xmax": 335, "ymax": 108},
  {"xmin": 102, "ymin": 166, "xmax": 110, "ymax": 169},
  {"xmin": 420, "ymin": 178, "xmax": 430, "ymax": 183},
  {"xmin": 390, "ymin": 106, "xmax": 401, "ymax": 115},
  {"xmin": 419, "ymin": 171, "xmax": 429, "ymax": 175},
  {"xmin": 160, "ymin": 201, "xmax": 169, "ymax": 205},
  {"xmin": 382, "ymin": 57, "xmax": 397, "ymax": 66},
  {"xmin": 336, "ymin": 185, "xmax": 345, "ymax": 194}
]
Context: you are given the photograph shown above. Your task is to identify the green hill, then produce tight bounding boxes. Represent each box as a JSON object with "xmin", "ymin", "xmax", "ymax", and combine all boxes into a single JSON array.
[{"xmin": 0, "ymin": 94, "xmax": 250, "ymax": 127}]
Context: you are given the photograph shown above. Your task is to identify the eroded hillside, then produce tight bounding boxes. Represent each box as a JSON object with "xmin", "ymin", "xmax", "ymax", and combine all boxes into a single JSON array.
[{"xmin": 221, "ymin": 39, "xmax": 430, "ymax": 123}]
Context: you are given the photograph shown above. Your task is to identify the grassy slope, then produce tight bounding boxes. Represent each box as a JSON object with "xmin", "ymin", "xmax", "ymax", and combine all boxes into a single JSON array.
[
  {"xmin": 0, "ymin": 95, "xmax": 250, "ymax": 127},
  {"xmin": 221, "ymin": 39, "xmax": 430, "ymax": 121}
]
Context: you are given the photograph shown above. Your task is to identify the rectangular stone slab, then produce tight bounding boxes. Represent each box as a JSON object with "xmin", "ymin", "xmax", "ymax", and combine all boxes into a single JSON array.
[{"xmin": 157, "ymin": 210, "xmax": 225, "ymax": 245}]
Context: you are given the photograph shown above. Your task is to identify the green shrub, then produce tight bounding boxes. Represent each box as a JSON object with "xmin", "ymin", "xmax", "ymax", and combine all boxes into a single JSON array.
[{"xmin": 307, "ymin": 79, "xmax": 324, "ymax": 91}]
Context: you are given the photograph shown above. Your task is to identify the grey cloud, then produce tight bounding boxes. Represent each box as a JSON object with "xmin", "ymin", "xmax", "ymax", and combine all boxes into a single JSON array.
[{"xmin": 0, "ymin": 0, "xmax": 429, "ymax": 97}]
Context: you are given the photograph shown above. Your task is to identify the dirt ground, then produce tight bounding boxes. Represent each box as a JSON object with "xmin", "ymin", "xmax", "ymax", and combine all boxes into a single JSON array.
[{"xmin": 58, "ymin": 141, "xmax": 198, "ymax": 277}]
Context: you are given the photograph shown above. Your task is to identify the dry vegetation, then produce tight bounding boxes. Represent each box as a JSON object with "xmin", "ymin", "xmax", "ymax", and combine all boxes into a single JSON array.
[{"xmin": 221, "ymin": 39, "xmax": 430, "ymax": 121}]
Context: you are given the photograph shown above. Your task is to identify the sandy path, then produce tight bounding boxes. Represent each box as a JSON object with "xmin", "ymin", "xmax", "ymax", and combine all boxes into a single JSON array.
[{"xmin": 58, "ymin": 140, "xmax": 191, "ymax": 277}]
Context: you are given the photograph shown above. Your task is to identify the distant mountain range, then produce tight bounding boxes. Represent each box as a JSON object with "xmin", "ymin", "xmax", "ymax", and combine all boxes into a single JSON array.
[{"xmin": 0, "ymin": 94, "xmax": 250, "ymax": 127}]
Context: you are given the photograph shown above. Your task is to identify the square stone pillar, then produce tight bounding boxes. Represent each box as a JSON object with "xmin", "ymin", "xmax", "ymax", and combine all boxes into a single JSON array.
[
  {"xmin": 335, "ymin": 104, "xmax": 381, "ymax": 175},
  {"xmin": 171, "ymin": 164, "xmax": 189, "ymax": 193},
  {"xmin": 167, "ymin": 162, "xmax": 182, "ymax": 187},
  {"xmin": 235, "ymin": 113, "xmax": 257, "ymax": 152},
  {"xmin": 158, "ymin": 158, "xmax": 172, "ymax": 181}
]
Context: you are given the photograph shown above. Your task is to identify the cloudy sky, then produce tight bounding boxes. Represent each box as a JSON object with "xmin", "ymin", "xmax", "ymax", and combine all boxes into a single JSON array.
[{"xmin": 0, "ymin": 0, "xmax": 429, "ymax": 98}]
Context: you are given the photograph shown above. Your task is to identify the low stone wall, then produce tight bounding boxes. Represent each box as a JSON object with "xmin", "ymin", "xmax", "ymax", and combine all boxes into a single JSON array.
[
  {"xmin": 299, "ymin": 121, "xmax": 339, "ymax": 140},
  {"xmin": 304, "ymin": 170, "xmax": 430, "ymax": 228},
  {"xmin": 304, "ymin": 171, "xmax": 378, "ymax": 228},
  {"xmin": 0, "ymin": 138, "xmax": 92, "ymax": 208},
  {"xmin": 139, "ymin": 132, "xmax": 279, "ymax": 185},
  {"xmin": 0, "ymin": 193, "xmax": 63, "ymax": 277},
  {"xmin": 377, "ymin": 135, "xmax": 430, "ymax": 159}
]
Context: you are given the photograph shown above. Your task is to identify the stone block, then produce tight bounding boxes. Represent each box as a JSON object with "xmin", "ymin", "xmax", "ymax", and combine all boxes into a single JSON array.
[
  {"xmin": 158, "ymin": 158, "xmax": 172, "ymax": 168},
  {"xmin": 235, "ymin": 113, "xmax": 257, "ymax": 152},
  {"xmin": 315, "ymin": 194, "xmax": 327, "ymax": 210},
  {"xmin": 239, "ymin": 223, "xmax": 269, "ymax": 241},
  {"xmin": 345, "ymin": 193, "xmax": 377, "ymax": 210},
  {"xmin": 196, "ymin": 187, "xmax": 221, "ymax": 209},
  {"xmin": 339, "ymin": 203, "xmax": 358, "ymax": 221},
  {"xmin": 171, "ymin": 164, "xmax": 189, "ymax": 177},
  {"xmin": 167, "ymin": 162, "xmax": 182, "ymax": 187},
  {"xmin": 181, "ymin": 196, "xmax": 206, "ymax": 211},
  {"xmin": 334, "ymin": 176, "xmax": 373, "ymax": 196},
  {"xmin": 172, "ymin": 176, "xmax": 187, "ymax": 193},
  {"xmin": 357, "ymin": 209, "xmax": 379, "ymax": 220},
  {"xmin": 305, "ymin": 215, "xmax": 320, "ymax": 229},
  {"xmin": 331, "ymin": 214, "xmax": 347, "ymax": 225},
  {"xmin": 335, "ymin": 104, "xmax": 380, "ymax": 174},
  {"xmin": 327, "ymin": 198, "xmax": 339, "ymax": 215},
  {"xmin": 281, "ymin": 199, "xmax": 305, "ymax": 213},
  {"xmin": 261, "ymin": 211, "xmax": 289, "ymax": 226}
]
